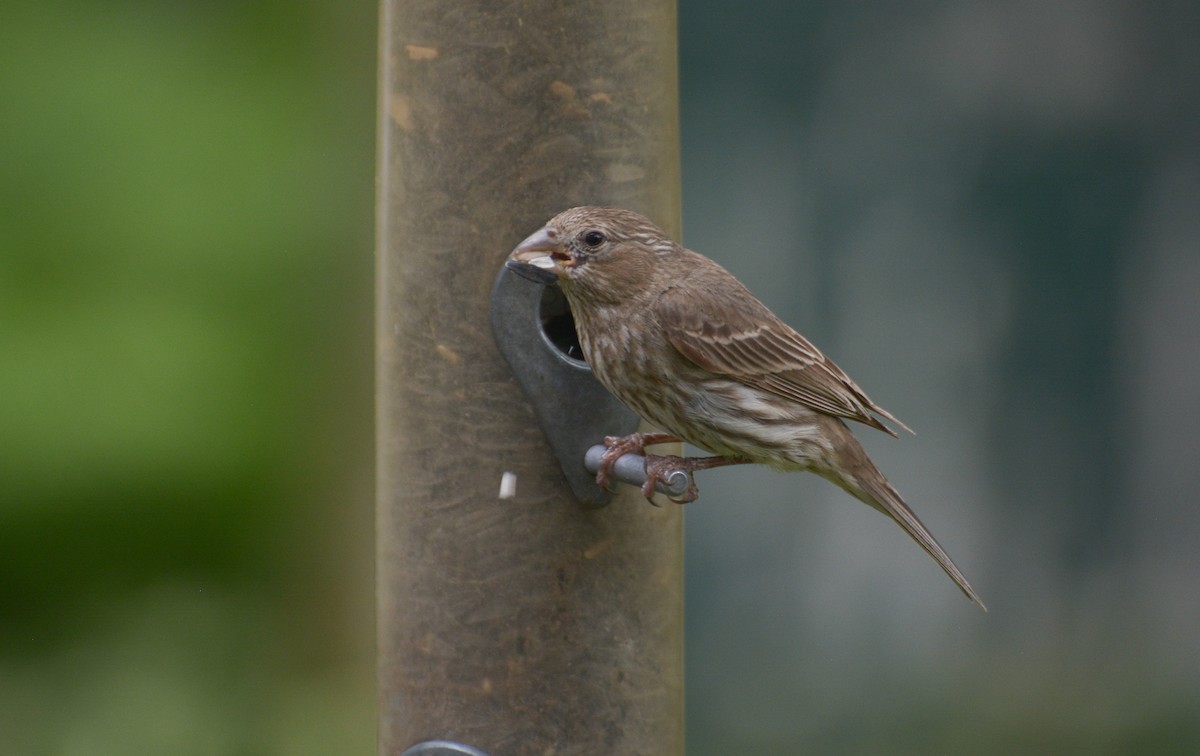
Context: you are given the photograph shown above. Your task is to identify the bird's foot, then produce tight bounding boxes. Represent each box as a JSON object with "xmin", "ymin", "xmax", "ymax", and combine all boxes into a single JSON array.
[
  {"xmin": 642, "ymin": 454, "xmax": 699, "ymax": 503},
  {"xmin": 641, "ymin": 454, "xmax": 754, "ymax": 505},
  {"xmin": 595, "ymin": 432, "xmax": 681, "ymax": 491}
]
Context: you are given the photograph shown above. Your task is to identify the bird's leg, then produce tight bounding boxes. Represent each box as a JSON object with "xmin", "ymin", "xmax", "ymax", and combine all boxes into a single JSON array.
[
  {"xmin": 642, "ymin": 454, "xmax": 752, "ymax": 504},
  {"xmin": 595, "ymin": 432, "xmax": 682, "ymax": 491}
]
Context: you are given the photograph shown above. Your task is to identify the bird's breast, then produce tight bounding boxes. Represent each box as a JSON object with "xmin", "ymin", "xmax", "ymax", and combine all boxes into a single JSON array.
[{"xmin": 572, "ymin": 304, "xmax": 685, "ymax": 426}]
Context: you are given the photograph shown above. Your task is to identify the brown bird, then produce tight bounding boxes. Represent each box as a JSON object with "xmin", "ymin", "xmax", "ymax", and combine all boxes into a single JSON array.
[{"xmin": 507, "ymin": 206, "xmax": 985, "ymax": 609}]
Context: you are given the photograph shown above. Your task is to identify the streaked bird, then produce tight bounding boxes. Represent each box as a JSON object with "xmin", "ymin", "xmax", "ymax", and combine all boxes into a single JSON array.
[{"xmin": 507, "ymin": 206, "xmax": 986, "ymax": 609}]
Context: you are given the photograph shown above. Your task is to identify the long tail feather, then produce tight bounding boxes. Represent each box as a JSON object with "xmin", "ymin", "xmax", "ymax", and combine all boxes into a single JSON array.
[{"xmin": 843, "ymin": 466, "xmax": 986, "ymax": 610}]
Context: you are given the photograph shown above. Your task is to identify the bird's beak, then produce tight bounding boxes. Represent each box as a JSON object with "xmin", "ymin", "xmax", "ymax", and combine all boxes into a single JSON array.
[{"xmin": 506, "ymin": 226, "xmax": 569, "ymax": 285}]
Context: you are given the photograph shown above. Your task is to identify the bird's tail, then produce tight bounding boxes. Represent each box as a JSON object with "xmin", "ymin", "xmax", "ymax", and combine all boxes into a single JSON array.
[{"xmin": 831, "ymin": 460, "xmax": 987, "ymax": 611}]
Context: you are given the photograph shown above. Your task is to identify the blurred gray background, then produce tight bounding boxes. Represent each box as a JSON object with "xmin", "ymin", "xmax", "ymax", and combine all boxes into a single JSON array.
[
  {"xmin": 3, "ymin": 0, "xmax": 1197, "ymax": 753},
  {"xmin": 680, "ymin": 3, "xmax": 1199, "ymax": 754}
]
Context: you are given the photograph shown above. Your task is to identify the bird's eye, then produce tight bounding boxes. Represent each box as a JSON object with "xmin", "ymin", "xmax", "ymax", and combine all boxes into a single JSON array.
[{"xmin": 582, "ymin": 230, "xmax": 605, "ymax": 248}]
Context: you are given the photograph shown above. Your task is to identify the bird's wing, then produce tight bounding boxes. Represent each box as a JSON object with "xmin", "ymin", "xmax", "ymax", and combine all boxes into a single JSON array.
[{"xmin": 655, "ymin": 279, "xmax": 911, "ymax": 437}]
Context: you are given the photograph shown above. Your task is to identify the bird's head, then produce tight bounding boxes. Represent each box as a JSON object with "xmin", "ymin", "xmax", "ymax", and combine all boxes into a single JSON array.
[{"xmin": 507, "ymin": 206, "xmax": 680, "ymax": 304}]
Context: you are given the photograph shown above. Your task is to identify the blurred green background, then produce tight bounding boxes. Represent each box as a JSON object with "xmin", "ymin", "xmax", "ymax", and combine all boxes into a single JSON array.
[
  {"xmin": 2, "ymin": 1, "xmax": 376, "ymax": 752},
  {"xmin": 3, "ymin": 1, "xmax": 1198, "ymax": 754}
]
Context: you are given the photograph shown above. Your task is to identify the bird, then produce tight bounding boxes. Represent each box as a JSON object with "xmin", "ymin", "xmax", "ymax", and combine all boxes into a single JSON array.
[{"xmin": 506, "ymin": 206, "xmax": 986, "ymax": 609}]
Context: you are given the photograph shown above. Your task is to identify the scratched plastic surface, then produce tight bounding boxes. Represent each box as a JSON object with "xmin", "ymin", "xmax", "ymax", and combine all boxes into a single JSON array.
[{"xmin": 376, "ymin": 1, "xmax": 683, "ymax": 753}]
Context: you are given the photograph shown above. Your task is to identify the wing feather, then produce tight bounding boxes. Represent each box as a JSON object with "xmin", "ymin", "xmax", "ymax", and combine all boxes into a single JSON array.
[{"xmin": 656, "ymin": 272, "xmax": 911, "ymax": 436}]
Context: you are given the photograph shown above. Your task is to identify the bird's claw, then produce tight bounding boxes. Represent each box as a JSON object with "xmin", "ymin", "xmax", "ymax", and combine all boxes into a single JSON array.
[
  {"xmin": 642, "ymin": 454, "xmax": 700, "ymax": 504},
  {"xmin": 594, "ymin": 431, "xmax": 686, "ymax": 501},
  {"xmin": 595, "ymin": 433, "xmax": 645, "ymax": 491}
]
